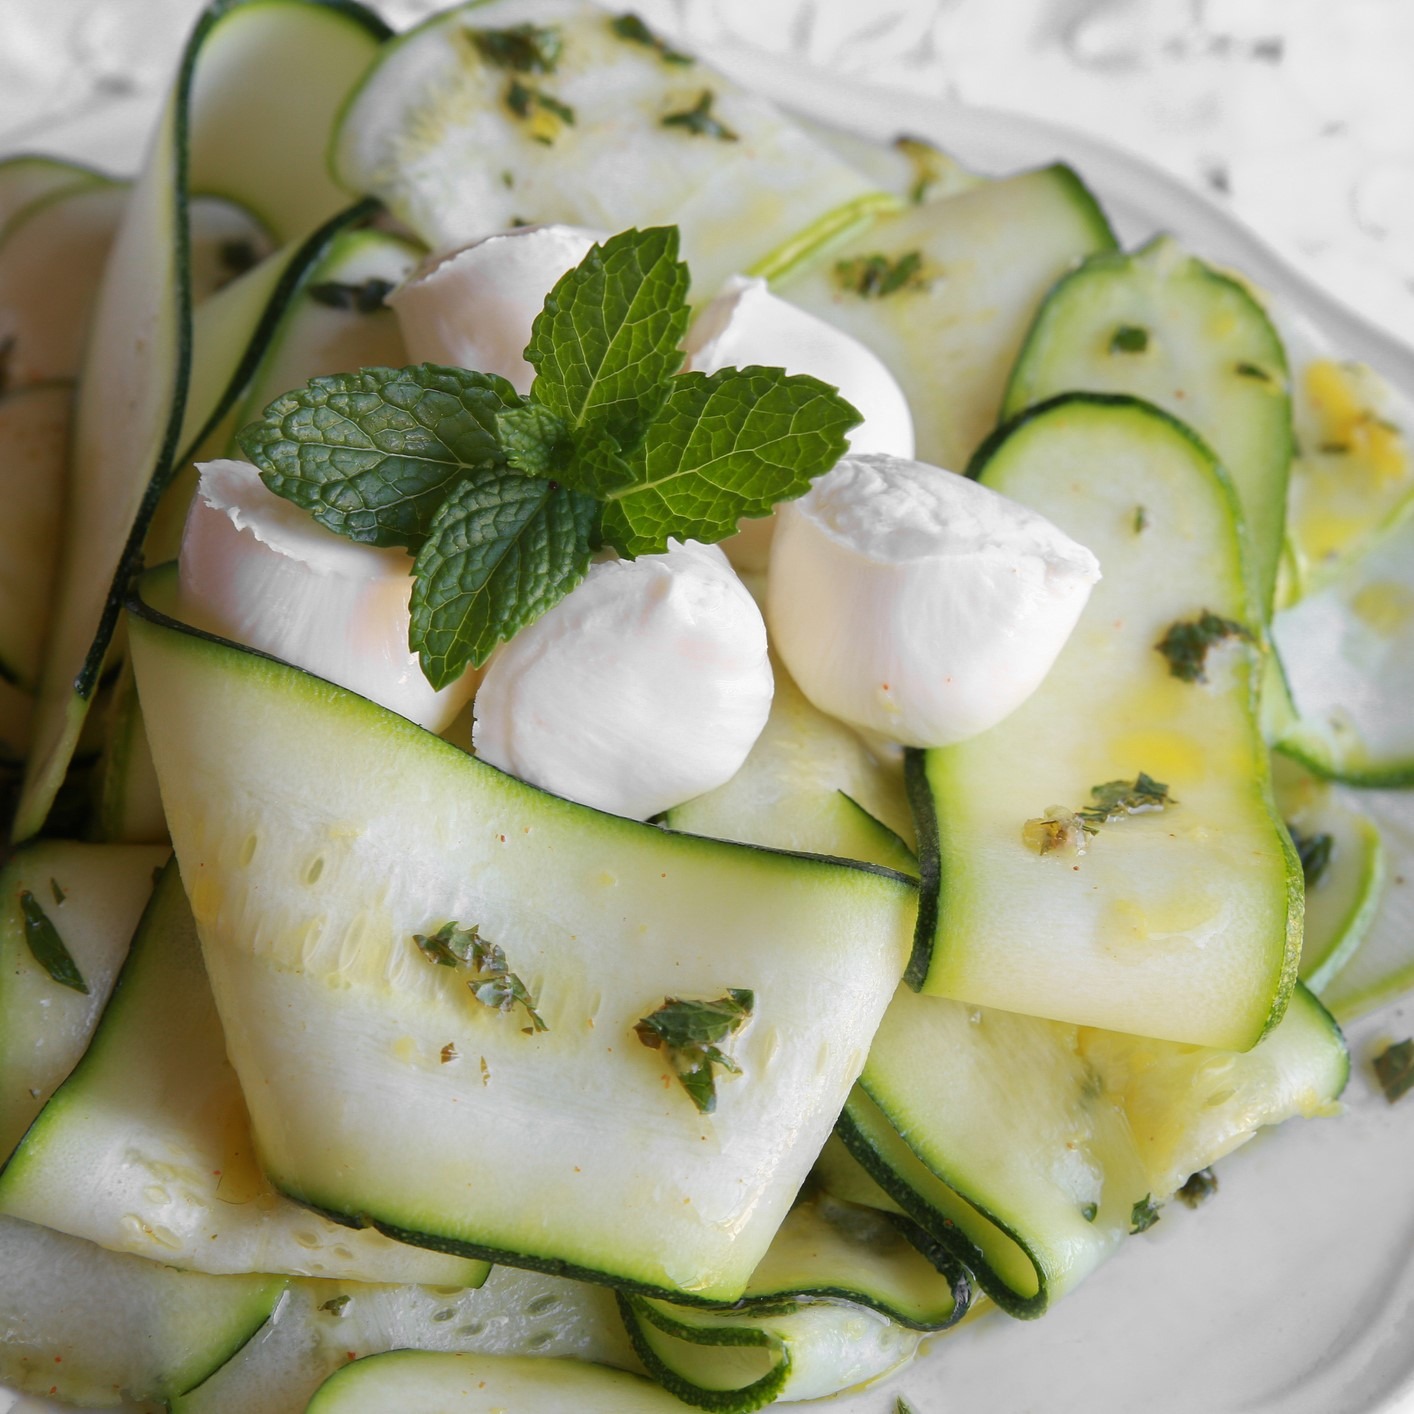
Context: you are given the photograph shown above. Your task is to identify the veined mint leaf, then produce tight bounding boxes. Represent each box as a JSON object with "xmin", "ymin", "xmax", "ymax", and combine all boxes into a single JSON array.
[
  {"xmin": 409, "ymin": 471, "xmax": 596, "ymax": 686},
  {"xmin": 498, "ymin": 402, "xmax": 570, "ymax": 479},
  {"xmin": 238, "ymin": 365, "xmax": 521, "ymax": 551},
  {"xmin": 19, "ymin": 890, "xmax": 87, "ymax": 994},
  {"xmin": 635, "ymin": 989, "xmax": 754, "ymax": 1114},
  {"xmin": 525, "ymin": 226, "xmax": 689, "ymax": 449},
  {"xmin": 560, "ymin": 427, "xmax": 638, "ymax": 500},
  {"xmin": 599, "ymin": 368, "xmax": 860, "ymax": 556}
]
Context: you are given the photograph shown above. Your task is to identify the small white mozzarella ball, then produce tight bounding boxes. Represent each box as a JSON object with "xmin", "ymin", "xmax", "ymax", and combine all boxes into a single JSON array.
[
  {"xmin": 388, "ymin": 224, "xmax": 605, "ymax": 393},
  {"xmin": 473, "ymin": 541, "xmax": 773, "ymax": 819},
  {"xmin": 685, "ymin": 275, "xmax": 915, "ymax": 572},
  {"xmin": 767, "ymin": 454, "xmax": 1101, "ymax": 748},
  {"xmin": 177, "ymin": 459, "xmax": 476, "ymax": 732}
]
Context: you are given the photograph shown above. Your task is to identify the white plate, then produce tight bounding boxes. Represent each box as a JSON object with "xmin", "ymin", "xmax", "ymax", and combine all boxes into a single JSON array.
[{"xmin": 5, "ymin": 32, "xmax": 1414, "ymax": 1414}]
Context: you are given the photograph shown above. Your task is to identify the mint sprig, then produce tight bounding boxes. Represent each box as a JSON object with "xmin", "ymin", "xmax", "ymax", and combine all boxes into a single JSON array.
[{"xmin": 238, "ymin": 226, "xmax": 861, "ymax": 686}]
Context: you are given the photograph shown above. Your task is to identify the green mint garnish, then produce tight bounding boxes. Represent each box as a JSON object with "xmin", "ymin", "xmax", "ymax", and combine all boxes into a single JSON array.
[
  {"xmin": 307, "ymin": 278, "xmax": 396, "ymax": 314},
  {"xmin": 409, "ymin": 473, "xmax": 595, "ymax": 684},
  {"xmin": 1133, "ymin": 505, "xmax": 1149, "ymax": 533},
  {"xmin": 1319, "ymin": 441, "xmax": 1351, "ymax": 456},
  {"xmin": 895, "ymin": 1400, "xmax": 918, "ymax": 1414},
  {"xmin": 1234, "ymin": 361, "xmax": 1272, "ymax": 382},
  {"xmin": 894, "ymin": 135, "xmax": 949, "ymax": 204},
  {"xmin": 611, "ymin": 13, "xmax": 692, "ymax": 64},
  {"xmin": 320, "ymin": 1294, "xmax": 352, "ymax": 1316},
  {"xmin": 239, "ymin": 365, "xmax": 521, "ymax": 552},
  {"xmin": 239, "ymin": 226, "xmax": 860, "ymax": 686},
  {"xmin": 19, "ymin": 889, "xmax": 88, "ymax": 994},
  {"xmin": 469, "ymin": 22, "xmax": 562, "ymax": 73},
  {"xmin": 661, "ymin": 90, "xmax": 737, "ymax": 142},
  {"xmin": 505, "ymin": 80, "xmax": 576, "ymax": 141},
  {"xmin": 635, "ymin": 988, "xmax": 754, "ymax": 1113},
  {"xmin": 1288, "ymin": 825, "xmax": 1334, "ymax": 888},
  {"xmin": 1109, "ymin": 324, "xmax": 1149, "ymax": 354},
  {"xmin": 835, "ymin": 250, "xmax": 927, "ymax": 298},
  {"xmin": 1373, "ymin": 1038, "xmax": 1414, "ymax": 1103},
  {"xmin": 49, "ymin": 877, "xmax": 65, "ymax": 905},
  {"xmin": 1129, "ymin": 1194, "xmax": 1162, "ymax": 1233},
  {"xmin": 1080, "ymin": 1202, "xmax": 1099, "ymax": 1223},
  {"xmin": 413, "ymin": 922, "xmax": 547, "ymax": 1032},
  {"xmin": 1155, "ymin": 610, "xmax": 1252, "ymax": 683},
  {"xmin": 1177, "ymin": 1168, "xmax": 1218, "ymax": 1207},
  {"xmin": 1078, "ymin": 772, "xmax": 1174, "ymax": 827}
]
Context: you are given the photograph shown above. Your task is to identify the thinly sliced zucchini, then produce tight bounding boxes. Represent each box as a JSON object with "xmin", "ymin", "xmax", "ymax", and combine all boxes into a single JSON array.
[
  {"xmin": 0, "ymin": 154, "xmax": 111, "ymax": 241},
  {"xmin": 1001, "ymin": 236, "xmax": 1292, "ymax": 613},
  {"xmin": 1273, "ymin": 503, "xmax": 1414, "ymax": 786},
  {"xmin": 0, "ymin": 840, "xmax": 167, "ymax": 1161},
  {"xmin": 173, "ymin": 1267, "xmax": 635, "ymax": 1414},
  {"xmin": 13, "ymin": 0, "xmax": 388, "ymax": 843},
  {"xmin": 1272, "ymin": 755, "xmax": 1386, "ymax": 991},
  {"xmin": 332, "ymin": 0, "xmax": 889, "ymax": 292},
  {"xmin": 127, "ymin": 568, "xmax": 915, "ymax": 1303},
  {"xmin": 91, "ymin": 658, "xmax": 168, "ymax": 844},
  {"xmin": 0, "ymin": 1213, "xmax": 280, "ymax": 1406},
  {"xmin": 776, "ymin": 164, "xmax": 1115, "ymax": 472},
  {"xmin": 912, "ymin": 395, "xmax": 1298, "ymax": 1049},
  {"xmin": 1318, "ymin": 787, "xmax": 1414, "ymax": 1020},
  {"xmin": 0, "ymin": 383, "xmax": 70, "ymax": 689},
  {"xmin": 666, "ymin": 654, "xmax": 913, "ymax": 861},
  {"xmin": 0, "ymin": 861, "xmax": 487, "ymax": 1288},
  {"xmin": 306, "ymin": 1352, "xmax": 689, "ymax": 1413}
]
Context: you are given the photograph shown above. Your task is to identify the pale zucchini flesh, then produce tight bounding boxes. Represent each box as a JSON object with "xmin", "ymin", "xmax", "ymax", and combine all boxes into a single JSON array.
[
  {"xmin": 776, "ymin": 164, "xmax": 1116, "ymax": 473},
  {"xmin": 0, "ymin": 861, "xmax": 488, "ymax": 1288},
  {"xmin": 127, "ymin": 569, "xmax": 915, "ymax": 1303},
  {"xmin": 913, "ymin": 395, "xmax": 1299, "ymax": 1050},
  {"xmin": 0, "ymin": 154, "xmax": 112, "ymax": 242},
  {"xmin": 1001, "ymin": 235, "xmax": 1293, "ymax": 612}
]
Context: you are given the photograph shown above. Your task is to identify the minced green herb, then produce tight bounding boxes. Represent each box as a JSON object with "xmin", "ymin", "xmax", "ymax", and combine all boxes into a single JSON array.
[
  {"xmin": 1023, "ymin": 773, "xmax": 1174, "ymax": 857},
  {"xmin": 307, "ymin": 278, "xmax": 396, "ymax": 314},
  {"xmin": 1234, "ymin": 361, "xmax": 1272, "ymax": 382},
  {"xmin": 1288, "ymin": 826, "xmax": 1334, "ymax": 888},
  {"xmin": 49, "ymin": 877, "xmax": 65, "ymax": 906},
  {"xmin": 611, "ymin": 13, "xmax": 692, "ymax": 64},
  {"xmin": 1177, "ymin": 1168, "xmax": 1219, "ymax": 1207},
  {"xmin": 505, "ymin": 79, "xmax": 576, "ymax": 140},
  {"xmin": 1109, "ymin": 324, "xmax": 1149, "ymax": 354},
  {"xmin": 662, "ymin": 90, "xmax": 737, "ymax": 141},
  {"xmin": 835, "ymin": 250, "xmax": 927, "ymax": 298},
  {"xmin": 413, "ymin": 922, "xmax": 547, "ymax": 1033},
  {"xmin": 19, "ymin": 890, "xmax": 88, "ymax": 994},
  {"xmin": 320, "ymin": 1294, "xmax": 352, "ymax": 1316},
  {"xmin": 635, "ymin": 989, "xmax": 754, "ymax": 1113},
  {"xmin": 1130, "ymin": 1194, "xmax": 1162, "ymax": 1233},
  {"xmin": 1319, "ymin": 441, "xmax": 1351, "ymax": 455},
  {"xmin": 1080, "ymin": 1202, "xmax": 1099, "ymax": 1223},
  {"xmin": 470, "ymin": 22, "xmax": 562, "ymax": 73},
  {"xmin": 1134, "ymin": 505, "xmax": 1149, "ymax": 533},
  {"xmin": 1155, "ymin": 610, "xmax": 1252, "ymax": 683},
  {"xmin": 1373, "ymin": 1038, "xmax": 1414, "ymax": 1103},
  {"xmin": 894, "ymin": 134, "xmax": 950, "ymax": 204}
]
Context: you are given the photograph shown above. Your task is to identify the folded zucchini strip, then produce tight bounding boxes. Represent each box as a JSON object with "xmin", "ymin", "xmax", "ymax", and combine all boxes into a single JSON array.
[
  {"xmin": 0, "ymin": 153, "xmax": 113, "ymax": 241},
  {"xmin": 0, "ymin": 1212, "xmax": 281, "ymax": 1407},
  {"xmin": 332, "ymin": 0, "xmax": 891, "ymax": 293},
  {"xmin": 1002, "ymin": 236, "xmax": 1293, "ymax": 614},
  {"xmin": 12, "ymin": 0, "xmax": 389, "ymax": 843},
  {"xmin": 174, "ymin": 1268, "xmax": 636, "ymax": 1414},
  {"xmin": 0, "ymin": 860, "xmax": 489, "ymax": 1287},
  {"xmin": 912, "ymin": 394, "xmax": 1299, "ymax": 1050},
  {"xmin": 0, "ymin": 839, "xmax": 168, "ymax": 1160},
  {"xmin": 777, "ymin": 163, "xmax": 1116, "ymax": 473},
  {"xmin": 127, "ymin": 567, "xmax": 915, "ymax": 1303}
]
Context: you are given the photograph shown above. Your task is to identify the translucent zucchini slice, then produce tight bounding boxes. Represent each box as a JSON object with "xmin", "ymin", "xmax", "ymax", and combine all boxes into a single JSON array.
[{"xmin": 0, "ymin": 153, "xmax": 111, "ymax": 241}]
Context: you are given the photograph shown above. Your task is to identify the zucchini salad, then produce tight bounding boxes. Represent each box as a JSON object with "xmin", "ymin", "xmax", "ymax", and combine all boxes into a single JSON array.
[{"xmin": 3, "ymin": 2, "xmax": 1413, "ymax": 1410}]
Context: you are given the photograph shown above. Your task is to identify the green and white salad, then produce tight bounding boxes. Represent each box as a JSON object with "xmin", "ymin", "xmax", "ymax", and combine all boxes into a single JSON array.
[{"xmin": 2, "ymin": 1, "xmax": 1412, "ymax": 1410}]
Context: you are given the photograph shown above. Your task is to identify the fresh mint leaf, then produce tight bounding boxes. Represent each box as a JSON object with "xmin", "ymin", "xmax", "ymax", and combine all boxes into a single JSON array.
[
  {"xmin": 525, "ymin": 226, "xmax": 689, "ymax": 451},
  {"xmin": 1078, "ymin": 772, "xmax": 1174, "ymax": 826},
  {"xmin": 634, "ymin": 988, "xmax": 754, "ymax": 1114},
  {"xmin": 413, "ymin": 921, "xmax": 547, "ymax": 1032},
  {"xmin": 409, "ymin": 471, "xmax": 595, "ymax": 685},
  {"xmin": 1129, "ymin": 1194, "xmax": 1162, "ymax": 1234},
  {"xmin": 610, "ymin": 12, "xmax": 692, "ymax": 64},
  {"xmin": 19, "ymin": 889, "xmax": 87, "ymax": 994},
  {"xmin": 661, "ymin": 90, "xmax": 737, "ymax": 142},
  {"xmin": 238, "ymin": 365, "xmax": 520, "ymax": 551},
  {"xmin": 498, "ymin": 402, "xmax": 570, "ymax": 479},
  {"xmin": 599, "ymin": 368, "xmax": 860, "ymax": 556},
  {"xmin": 468, "ymin": 22, "xmax": 562, "ymax": 73},
  {"xmin": 1374, "ymin": 1038, "xmax": 1414, "ymax": 1103},
  {"xmin": 559, "ymin": 427, "xmax": 638, "ymax": 500},
  {"xmin": 1155, "ymin": 610, "xmax": 1252, "ymax": 683}
]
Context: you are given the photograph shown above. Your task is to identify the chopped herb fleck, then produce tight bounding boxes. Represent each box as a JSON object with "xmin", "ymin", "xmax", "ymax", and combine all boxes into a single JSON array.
[
  {"xmin": 440, "ymin": 1042, "xmax": 458, "ymax": 1064},
  {"xmin": 635, "ymin": 988, "xmax": 753, "ymax": 1113},
  {"xmin": 895, "ymin": 1400, "xmax": 918, "ymax": 1414},
  {"xmin": 1373, "ymin": 1038, "xmax": 1414, "ymax": 1104},
  {"xmin": 1155, "ymin": 611, "xmax": 1252, "ymax": 683},
  {"xmin": 49, "ymin": 877, "xmax": 65, "ymax": 906},
  {"xmin": 1319, "ymin": 441, "xmax": 1351, "ymax": 455},
  {"xmin": 470, "ymin": 21, "xmax": 562, "ymax": 73},
  {"xmin": 662, "ymin": 89, "xmax": 737, "ymax": 142},
  {"xmin": 320, "ymin": 1294, "xmax": 352, "ymax": 1316},
  {"xmin": 307, "ymin": 278, "xmax": 396, "ymax": 314},
  {"xmin": 413, "ymin": 922, "xmax": 547, "ymax": 1032},
  {"xmin": 894, "ymin": 134, "xmax": 950, "ymax": 204},
  {"xmin": 1177, "ymin": 1168, "xmax": 1219, "ymax": 1207},
  {"xmin": 500, "ymin": 169, "xmax": 514, "ymax": 188},
  {"xmin": 1234, "ymin": 361, "xmax": 1272, "ymax": 382},
  {"xmin": 1109, "ymin": 324, "xmax": 1149, "ymax": 354},
  {"xmin": 506, "ymin": 79, "xmax": 576, "ymax": 142},
  {"xmin": 1080, "ymin": 1201, "xmax": 1099, "ymax": 1223},
  {"xmin": 611, "ymin": 13, "xmax": 692, "ymax": 64},
  {"xmin": 19, "ymin": 890, "xmax": 88, "ymax": 994},
  {"xmin": 1079, "ymin": 772, "xmax": 1174, "ymax": 826},
  {"xmin": 834, "ymin": 250, "xmax": 927, "ymax": 298},
  {"xmin": 1133, "ymin": 505, "xmax": 1149, "ymax": 533},
  {"xmin": 219, "ymin": 238, "xmax": 260, "ymax": 277},
  {"xmin": 1288, "ymin": 826, "xmax": 1334, "ymax": 888},
  {"xmin": 1130, "ymin": 1194, "xmax": 1162, "ymax": 1233}
]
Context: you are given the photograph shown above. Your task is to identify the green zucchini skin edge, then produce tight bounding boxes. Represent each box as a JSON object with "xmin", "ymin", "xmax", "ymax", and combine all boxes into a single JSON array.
[
  {"xmin": 1043, "ymin": 161, "xmax": 1120, "ymax": 253},
  {"xmin": 902, "ymin": 748, "xmax": 940, "ymax": 991},
  {"xmin": 1275, "ymin": 740, "xmax": 1414, "ymax": 792}
]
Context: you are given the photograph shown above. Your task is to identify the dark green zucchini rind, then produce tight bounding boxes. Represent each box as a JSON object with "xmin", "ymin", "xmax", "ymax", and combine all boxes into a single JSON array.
[{"xmin": 902, "ymin": 747, "xmax": 940, "ymax": 990}]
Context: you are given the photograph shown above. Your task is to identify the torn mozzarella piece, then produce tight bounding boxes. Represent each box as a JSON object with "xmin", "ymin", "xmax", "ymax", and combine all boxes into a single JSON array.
[
  {"xmin": 686, "ymin": 275, "xmax": 914, "ymax": 570},
  {"xmin": 388, "ymin": 223, "xmax": 605, "ymax": 392},
  {"xmin": 473, "ymin": 541, "xmax": 773, "ymax": 819},
  {"xmin": 177, "ymin": 459, "xmax": 476, "ymax": 732},
  {"xmin": 767, "ymin": 453, "xmax": 1100, "ymax": 748}
]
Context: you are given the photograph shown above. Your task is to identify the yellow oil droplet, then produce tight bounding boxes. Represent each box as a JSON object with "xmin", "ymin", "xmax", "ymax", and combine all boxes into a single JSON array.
[
  {"xmin": 1102, "ymin": 891, "xmax": 1220, "ymax": 949},
  {"xmin": 1351, "ymin": 580, "xmax": 1414, "ymax": 637},
  {"xmin": 1107, "ymin": 728, "xmax": 1208, "ymax": 786},
  {"xmin": 1305, "ymin": 359, "xmax": 1366, "ymax": 433},
  {"xmin": 392, "ymin": 1035, "xmax": 419, "ymax": 1064}
]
